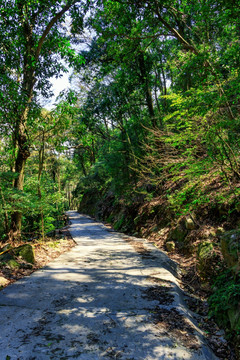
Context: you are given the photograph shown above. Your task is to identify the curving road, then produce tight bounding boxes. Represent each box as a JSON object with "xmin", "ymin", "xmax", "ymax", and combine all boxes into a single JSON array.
[{"xmin": 0, "ymin": 211, "xmax": 218, "ymax": 359}]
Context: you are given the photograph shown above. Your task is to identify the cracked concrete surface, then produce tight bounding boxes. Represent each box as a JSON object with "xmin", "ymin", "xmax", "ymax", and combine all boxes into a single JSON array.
[{"xmin": 0, "ymin": 211, "xmax": 218, "ymax": 359}]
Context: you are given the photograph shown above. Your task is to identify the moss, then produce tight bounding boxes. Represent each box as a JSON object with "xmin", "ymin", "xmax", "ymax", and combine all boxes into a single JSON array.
[
  {"xmin": 166, "ymin": 241, "xmax": 175, "ymax": 252},
  {"xmin": 7, "ymin": 259, "xmax": 20, "ymax": 269},
  {"xmin": 197, "ymin": 241, "xmax": 214, "ymax": 259},
  {"xmin": 168, "ymin": 222, "xmax": 188, "ymax": 243},
  {"xmin": 13, "ymin": 244, "xmax": 35, "ymax": 264},
  {"xmin": 197, "ymin": 241, "xmax": 215, "ymax": 279},
  {"xmin": 220, "ymin": 230, "xmax": 240, "ymax": 274}
]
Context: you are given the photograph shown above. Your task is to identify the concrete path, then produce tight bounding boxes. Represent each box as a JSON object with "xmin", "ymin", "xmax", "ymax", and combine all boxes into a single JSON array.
[{"xmin": 0, "ymin": 211, "xmax": 218, "ymax": 359}]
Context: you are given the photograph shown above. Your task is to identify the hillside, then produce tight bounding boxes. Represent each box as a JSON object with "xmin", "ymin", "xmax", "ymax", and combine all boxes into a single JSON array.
[{"xmin": 0, "ymin": 0, "xmax": 239, "ymax": 357}]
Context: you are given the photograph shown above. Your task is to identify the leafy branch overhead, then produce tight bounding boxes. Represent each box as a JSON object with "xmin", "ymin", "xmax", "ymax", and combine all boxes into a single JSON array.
[
  {"xmin": 0, "ymin": 1, "xmax": 239, "ymax": 349},
  {"xmin": 0, "ymin": 0, "xmax": 87, "ymax": 240}
]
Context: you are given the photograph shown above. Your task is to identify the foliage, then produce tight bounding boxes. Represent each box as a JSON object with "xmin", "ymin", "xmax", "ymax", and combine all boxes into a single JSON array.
[
  {"xmin": 0, "ymin": 0, "xmax": 239, "ymax": 345},
  {"xmin": 209, "ymin": 270, "xmax": 240, "ymax": 335},
  {"xmin": 0, "ymin": 0, "xmax": 87, "ymax": 239}
]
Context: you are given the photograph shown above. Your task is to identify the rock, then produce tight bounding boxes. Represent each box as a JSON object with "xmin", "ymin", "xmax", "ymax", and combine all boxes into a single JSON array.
[
  {"xmin": 197, "ymin": 241, "xmax": 214, "ymax": 258},
  {"xmin": 0, "ymin": 276, "xmax": 9, "ymax": 287},
  {"xmin": 184, "ymin": 216, "xmax": 195, "ymax": 230},
  {"xmin": 13, "ymin": 244, "xmax": 35, "ymax": 264},
  {"xmin": 168, "ymin": 220, "xmax": 188, "ymax": 243},
  {"xmin": 197, "ymin": 241, "xmax": 215, "ymax": 278},
  {"xmin": 166, "ymin": 241, "xmax": 175, "ymax": 252},
  {"xmin": 220, "ymin": 230, "xmax": 240, "ymax": 274},
  {"xmin": 7, "ymin": 259, "xmax": 20, "ymax": 269},
  {"xmin": 228, "ymin": 306, "xmax": 240, "ymax": 331},
  {"xmin": 0, "ymin": 244, "xmax": 13, "ymax": 262},
  {"xmin": 0, "ymin": 252, "xmax": 14, "ymax": 262}
]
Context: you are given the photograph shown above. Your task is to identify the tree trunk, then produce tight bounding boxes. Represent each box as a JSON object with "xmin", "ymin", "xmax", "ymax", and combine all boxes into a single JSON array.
[
  {"xmin": 9, "ymin": 117, "xmax": 31, "ymax": 241},
  {"xmin": 8, "ymin": 1, "xmax": 80, "ymax": 241},
  {"xmin": 38, "ymin": 134, "xmax": 45, "ymax": 240},
  {"xmin": 9, "ymin": 21, "xmax": 34, "ymax": 241},
  {"xmin": 0, "ymin": 187, "xmax": 9, "ymax": 238},
  {"xmin": 138, "ymin": 52, "xmax": 156, "ymax": 127}
]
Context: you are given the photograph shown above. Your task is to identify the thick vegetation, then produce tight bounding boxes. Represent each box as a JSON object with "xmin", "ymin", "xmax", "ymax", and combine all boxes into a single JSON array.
[{"xmin": 0, "ymin": 0, "xmax": 240, "ymax": 355}]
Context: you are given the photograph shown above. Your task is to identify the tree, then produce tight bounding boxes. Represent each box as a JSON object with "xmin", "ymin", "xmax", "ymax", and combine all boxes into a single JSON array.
[
  {"xmin": 70, "ymin": 0, "xmax": 240, "ymax": 217},
  {"xmin": 0, "ymin": 0, "xmax": 87, "ymax": 240}
]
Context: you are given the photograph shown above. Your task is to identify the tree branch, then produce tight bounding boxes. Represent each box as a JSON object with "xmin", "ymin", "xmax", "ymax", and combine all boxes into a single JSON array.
[
  {"xmin": 35, "ymin": 1, "xmax": 79, "ymax": 60},
  {"xmin": 152, "ymin": 0, "xmax": 198, "ymax": 55}
]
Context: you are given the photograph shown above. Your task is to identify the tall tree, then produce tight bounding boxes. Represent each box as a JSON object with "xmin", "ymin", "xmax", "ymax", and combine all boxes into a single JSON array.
[{"xmin": 0, "ymin": 0, "xmax": 87, "ymax": 240}]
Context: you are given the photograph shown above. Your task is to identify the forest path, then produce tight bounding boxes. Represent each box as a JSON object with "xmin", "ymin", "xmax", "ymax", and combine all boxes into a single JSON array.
[{"xmin": 0, "ymin": 211, "xmax": 217, "ymax": 359}]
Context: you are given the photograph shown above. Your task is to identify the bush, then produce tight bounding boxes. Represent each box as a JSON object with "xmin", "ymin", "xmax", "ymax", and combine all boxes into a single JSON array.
[{"xmin": 209, "ymin": 270, "xmax": 240, "ymax": 335}]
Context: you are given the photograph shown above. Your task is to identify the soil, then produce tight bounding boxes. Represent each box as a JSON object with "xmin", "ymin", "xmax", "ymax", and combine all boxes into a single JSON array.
[
  {"xmin": 154, "ymin": 307, "xmax": 201, "ymax": 350},
  {"xmin": 0, "ymin": 220, "xmax": 236, "ymax": 359},
  {"xmin": 105, "ymin": 222, "xmax": 236, "ymax": 359},
  {"xmin": 148, "ymin": 237, "xmax": 236, "ymax": 359},
  {"xmin": 0, "ymin": 226, "xmax": 75, "ymax": 286}
]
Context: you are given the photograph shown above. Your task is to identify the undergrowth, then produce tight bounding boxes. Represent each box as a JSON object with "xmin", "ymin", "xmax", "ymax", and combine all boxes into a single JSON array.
[{"xmin": 209, "ymin": 270, "xmax": 240, "ymax": 337}]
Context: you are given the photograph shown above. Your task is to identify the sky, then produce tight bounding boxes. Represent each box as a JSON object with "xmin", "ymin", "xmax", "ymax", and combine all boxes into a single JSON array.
[
  {"xmin": 43, "ymin": 71, "xmax": 71, "ymax": 110},
  {"xmin": 43, "ymin": 42, "xmax": 89, "ymax": 110}
]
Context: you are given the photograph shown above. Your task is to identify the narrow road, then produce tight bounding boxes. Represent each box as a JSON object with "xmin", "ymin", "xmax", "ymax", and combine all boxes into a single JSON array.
[{"xmin": 0, "ymin": 211, "xmax": 217, "ymax": 359}]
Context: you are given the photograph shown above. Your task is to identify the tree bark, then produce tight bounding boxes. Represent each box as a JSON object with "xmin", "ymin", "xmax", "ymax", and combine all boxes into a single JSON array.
[
  {"xmin": 138, "ymin": 52, "xmax": 156, "ymax": 127},
  {"xmin": 38, "ymin": 133, "xmax": 45, "ymax": 240},
  {"xmin": 0, "ymin": 186, "xmax": 9, "ymax": 238},
  {"xmin": 9, "ymin": 120, "xmax": 31, "ymax": 241},
  {"xmin": 9, "ymin": 1, "xmax": 79, "ymax": 241}
]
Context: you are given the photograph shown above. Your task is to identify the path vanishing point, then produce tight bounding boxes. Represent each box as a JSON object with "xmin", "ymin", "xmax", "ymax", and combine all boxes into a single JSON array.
[{"xmin": 0, "ymin": 211, "xmax": 218, "ymax": 359}]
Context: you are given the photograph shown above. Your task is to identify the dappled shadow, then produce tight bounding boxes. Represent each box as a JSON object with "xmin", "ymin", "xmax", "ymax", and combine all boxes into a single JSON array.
[
  {"xmin": 68, "ymin": 211, "xmax": 179, "ymax": 279},
  {"xmin": 0, "ymin": 212, "xmax": 216, "ymax": 360}
]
